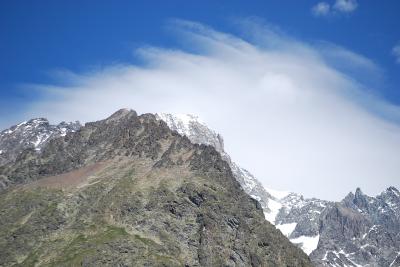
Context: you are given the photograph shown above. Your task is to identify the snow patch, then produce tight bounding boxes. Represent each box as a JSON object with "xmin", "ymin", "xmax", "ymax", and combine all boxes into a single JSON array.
[
  {"xmin": 390, "ymin": 252, "xmax": 400, "ymax": 267},
  {"xmin": 59, "ymin": 128, "xmax": 68, "ymax": 137},
  {"xmin": 322, "ymin": 251, "xmax": 329, "ymax": 261},
  {"xmin": 276, "ymin": 223, "xmax": 297, "ymax": 237},
  {"xmin": 290, "ymin": 235, "xmax": 319, "ymax": 255},
  {"xmin": 265, "ymin": 187, "xmax": 290, "ymax": 200},
  {"xmin": 156, "ymin": 113, "xmax": 204, "ymax": 137},
  {"xmin": 264, "ymin": 198, "xmax": 282, "ymax": 224},
  {"xmin": 368, "ymin": 225, "xmax": 378, "ymax": 234},
  {"xmin": 332, "ymin": 249, "xmax": 362, "ymax": 267},
  {"xmin": 32, "ymin": 133, "xmax": 51, "ymax": 150},
  {"xmin": 362, "ymin": 233, "xmax": 367, "ymax": 239},
  {"xmin": 361, "ymin": 244, "xmax": 371, "ymax": 249},
  {"xmin": 250, "ymin": 194, "xmax": 261, "ymax": 202},
  {"xmin": 16, "ymin": 121, "xmax": 27, "ymax": 128}
]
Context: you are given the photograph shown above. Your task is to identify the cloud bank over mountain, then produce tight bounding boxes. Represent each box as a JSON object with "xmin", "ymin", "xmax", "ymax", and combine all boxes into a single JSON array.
[{"xmin": 22, "ymin": 19, "xmax": 400, "ymax": 200}]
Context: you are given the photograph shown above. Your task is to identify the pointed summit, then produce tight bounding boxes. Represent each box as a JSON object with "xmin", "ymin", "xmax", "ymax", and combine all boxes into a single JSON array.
[
  {"xmin": 355, "ymin": 187, "xmax": 364, "ymax": 197},
  {"xmin": 383, "ymin": 186, "xmax": 400, "ymax": 198},
  {"xmin": 105, "ymin": 108, "xmax": 137, "ymax": 123},
  {"xmin": 387, "ymin": 186, "xmax": 399, "ymax": 193},
  {"xmin": 343, "ymin": 191, "xmax": 355, "ymax": 202}
]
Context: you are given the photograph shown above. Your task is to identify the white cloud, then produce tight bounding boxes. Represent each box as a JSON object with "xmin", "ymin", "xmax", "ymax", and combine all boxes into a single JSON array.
[
  {"xmin": 392, "ymin": 43, "xmax": 400, "ymax": 64},
  {"xmin": 20, "ymin": 20, "xmax": 400, "ymax": 200},
  {"xmin": 312, "ymin": 2, "xmax": 331, "ymax": 17},
  {"xmin": 334, "ymin": 0, "xmax": 358, "ymax": 13},
  {"xmin": 312, "ymin": 0, "xmax": 358, "ymax": 17}
]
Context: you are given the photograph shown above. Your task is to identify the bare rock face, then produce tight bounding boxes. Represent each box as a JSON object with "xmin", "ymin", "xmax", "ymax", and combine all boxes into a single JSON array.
[
  {"xmin": 311, "ymin": 188, "xmax": 400, "ymax": 267},
  {"xmin": 0, "ymin": 109, "xmax": 311, "ymax": 267}
]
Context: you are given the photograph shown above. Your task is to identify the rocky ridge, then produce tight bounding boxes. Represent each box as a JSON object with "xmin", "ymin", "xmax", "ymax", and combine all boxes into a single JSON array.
[
  {"xmin": 155, "ymin": 113, "xmax": 275, "ymax": 211},
  {"xmin": 311, "ymin": 187, "xmax": 400, "ymax": 267},
  {"xmin": 1, "ymin": 111, "xmax": 399, "ymax": 266},
  {"xmin": 0, "ymin": 109, "xmax": 311, "ymax": 266}
]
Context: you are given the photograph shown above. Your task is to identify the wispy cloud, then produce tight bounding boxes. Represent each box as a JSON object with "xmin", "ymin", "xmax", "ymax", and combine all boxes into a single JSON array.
[
  {"xmin": 312, "ymin": 2, "xmax": 331, "ymax": 17},
  {"xmin": 312, "ymin": 0, "xmax": 358, "ymax": 17},
  {"xmin": 19, "ymin": 19, "xmax": 400, "ymax": 200},
  {"xmin": 334, "ymin": 0, "xmax": 358, "ymax": 13},
  {"xmin": 392, "ymin": 43, "xmax": 400, "ymax": 64}
]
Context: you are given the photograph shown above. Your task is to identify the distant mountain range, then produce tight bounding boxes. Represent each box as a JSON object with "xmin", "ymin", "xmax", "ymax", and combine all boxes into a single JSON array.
[
  {"xmin": 0, "ymin": 110, "xmax": 399, "ymax": 266},
  {"xmin": 0, "ymin": 118, "xmax": 80, "ymax": 167}
]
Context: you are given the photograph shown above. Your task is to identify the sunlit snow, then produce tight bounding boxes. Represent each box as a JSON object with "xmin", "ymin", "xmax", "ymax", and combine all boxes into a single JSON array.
[
  {"xmin": 265, "ymin": 187, "xmax": 290, "ymax": 200},
  {"xmin": 263, "ymin": 198, "xmax": 282, "ymax": 224},
  {"xmin": 290, "ymin": 235, "xmax": 320, "ymax": 255},
  {"xmin": 276, "ymin": 223, "xmax": 297, "ymax": 237}
]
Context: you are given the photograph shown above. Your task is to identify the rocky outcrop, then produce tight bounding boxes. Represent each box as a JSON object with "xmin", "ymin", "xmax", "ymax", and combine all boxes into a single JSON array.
[{"xmin": 0, "ymin": 109, "xmax": 311, "ymax": 267}]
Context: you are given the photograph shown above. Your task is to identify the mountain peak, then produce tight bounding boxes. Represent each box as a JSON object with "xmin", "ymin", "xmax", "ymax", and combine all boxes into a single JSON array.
[
  {"xmin": 27, "ymin": 117, "xmax": 49, "ymax": 124},
  {"xmin": 105, "ymin": 108, "xmax": 137, "ymax": 122},
  {"xmin": 156, "ymin": 112, "xmax": 225, "ymax": 153},
  {"xmin": 387, "ymin": 186, "xmax": 399, "ymax": 195},
  {"xmin": 355, "ymin": 187, "xmax": 364, "ymax": 197}
]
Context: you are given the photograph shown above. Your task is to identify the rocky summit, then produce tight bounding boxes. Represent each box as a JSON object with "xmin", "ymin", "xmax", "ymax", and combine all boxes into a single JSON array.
[{"xmin": 0, "ymin": 109, "xmax": 311, "ymax": 267}]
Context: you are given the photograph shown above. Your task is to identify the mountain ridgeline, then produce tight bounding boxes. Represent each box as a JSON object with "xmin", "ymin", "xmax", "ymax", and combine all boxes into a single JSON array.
[
  {"xmin": 0, "ymin": 109, "xmax": 311, "ymax": 267},
  {"xmin": 1, "ymin": 109, "xmax": 399, "ymax": 266},
  {"xmin": 155, "ymin": 113, "xmax": 400, "ymax": 267}
]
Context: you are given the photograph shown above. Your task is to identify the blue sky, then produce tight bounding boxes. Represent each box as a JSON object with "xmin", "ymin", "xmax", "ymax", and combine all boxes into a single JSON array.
[
  {"xmin": 1, "ymin": 1, "xmax": 400, "ymax": 199},
  {"xmin": 1, "ymin": 1, "xmax": 400, "ymax": 117}
]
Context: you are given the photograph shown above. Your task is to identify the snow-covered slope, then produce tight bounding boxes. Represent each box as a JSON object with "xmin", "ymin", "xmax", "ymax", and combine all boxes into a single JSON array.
[{"xmin": 273, "ymin": 193, "xmax": 331, "ymax": 256}]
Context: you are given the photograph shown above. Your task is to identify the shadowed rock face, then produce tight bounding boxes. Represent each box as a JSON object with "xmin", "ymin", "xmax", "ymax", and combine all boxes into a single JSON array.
[{"xmin": 0, "ymin": 109, "xmax": 311, "ymax": 267}]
